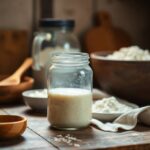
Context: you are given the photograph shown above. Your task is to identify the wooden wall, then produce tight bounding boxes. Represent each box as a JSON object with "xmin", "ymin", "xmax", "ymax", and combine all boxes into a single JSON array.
[
  {"xmin": 0, "ymin": 0, "xmax": 34, "ymax": 74},
  {"xmin": 0, "ymin": 0, "xmax": 150, "ymax": 47},
  {"xmin": 53, "ymin": 0, "xmax": 150, "ymax": 49},
  {"xmin": 53, "ymin": 0, "xmax": 93, "ymax": 34},
  {"xmin": 0, "ymin": 0, "xmax": 150, "ymax": 74},
  {"xmin": 94, "ymin": 0, "xmax": 150, "ymax": 49}
]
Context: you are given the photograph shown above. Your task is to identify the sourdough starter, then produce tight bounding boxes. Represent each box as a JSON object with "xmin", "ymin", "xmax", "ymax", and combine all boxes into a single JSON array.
[{"xmin": 48, "ymin": 88, "xmax": 92, "ymax": 129}]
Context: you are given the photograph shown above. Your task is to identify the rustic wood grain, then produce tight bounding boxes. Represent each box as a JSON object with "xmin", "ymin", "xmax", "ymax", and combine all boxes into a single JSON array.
[
  {"xmin": 1, "ymin": 104, "xmax": 150, "ymax": 150},
  {"xmin": 0, "ymin": 128, "xmax": 57, "ymax": 150},
  {"xmin": 0, "ymin": 30, "xmax": 29, "ymax": 74},
  {"xmin": 0, "ymin": 107, "xmax": 58, "ymax": 150}
]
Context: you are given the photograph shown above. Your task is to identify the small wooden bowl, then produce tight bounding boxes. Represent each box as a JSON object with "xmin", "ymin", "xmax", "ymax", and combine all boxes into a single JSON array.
[
  {"xmin": 0, "ymin": 75, "xmax": 34, "ymax": 104},
  {"xmin": 0, "ymin": 115, "xmax": 27, "ymax": 139}
]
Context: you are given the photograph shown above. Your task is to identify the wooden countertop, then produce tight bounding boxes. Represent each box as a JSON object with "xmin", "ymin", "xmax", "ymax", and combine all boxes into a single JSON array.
[{"xmin": 0, "ymin": 104, "xmax": 150, "ymax": 150}]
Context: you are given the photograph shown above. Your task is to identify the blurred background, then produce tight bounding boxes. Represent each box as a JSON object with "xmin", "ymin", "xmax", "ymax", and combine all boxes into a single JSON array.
[{"xmin": 0, "ymin": 0, "xmax": 150, "ymax": 74}]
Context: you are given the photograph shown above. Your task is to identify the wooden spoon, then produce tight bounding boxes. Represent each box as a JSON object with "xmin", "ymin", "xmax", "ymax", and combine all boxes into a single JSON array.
[{"xmin": 0, "ymin": 58, "xmax": 32, "ymax": 86}]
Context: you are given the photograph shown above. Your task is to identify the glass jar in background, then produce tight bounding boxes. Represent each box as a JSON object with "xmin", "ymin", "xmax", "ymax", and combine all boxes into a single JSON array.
[
  {"xmin": 32, "ymin": 19, "xmax": 80, "ymax": 88},
  {"xmin": 47, "ymin": 52, "xmax": 93, "ymax": 130}
]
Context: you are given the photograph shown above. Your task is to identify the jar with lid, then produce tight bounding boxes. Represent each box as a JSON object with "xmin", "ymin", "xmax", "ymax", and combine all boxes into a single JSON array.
[
  {"xmin": 32, "ymin": 19, "xmax": 80, "ymax": 88},
  {"xmin": 47, "ymin": 52, "xmax": 93, "ymax": 130}
]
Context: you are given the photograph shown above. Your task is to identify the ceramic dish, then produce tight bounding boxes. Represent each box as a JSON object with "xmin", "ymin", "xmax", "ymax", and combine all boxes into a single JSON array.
[
  {"xmin": 92, "ymin": 99, "xmax": 139, "ymax": 122},
  {"xmin": 22, "ymin": 89, "xmax": 48, "ymax": 111},
  {"xmin": 0, "ymin": 115, "xmax": 27, "ymax": 139}
]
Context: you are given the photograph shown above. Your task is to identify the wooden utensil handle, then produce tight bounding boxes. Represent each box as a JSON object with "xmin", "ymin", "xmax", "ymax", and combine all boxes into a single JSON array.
[{"xmin": 14, "ymin": 58, "xmax": 32, "ymax": 77}]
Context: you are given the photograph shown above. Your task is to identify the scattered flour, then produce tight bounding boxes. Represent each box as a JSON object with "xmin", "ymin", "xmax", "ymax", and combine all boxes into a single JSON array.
[
  {"xmin": 106, "ymin": 46, "xmax": 150, "ymax": 60},
  {"xmin": 92, "ymin": 97, "xmax": 133, "ymax": 113},
  {"xmin": 54, "ymin": 134, "xmax": 81, "ymax": 147}
]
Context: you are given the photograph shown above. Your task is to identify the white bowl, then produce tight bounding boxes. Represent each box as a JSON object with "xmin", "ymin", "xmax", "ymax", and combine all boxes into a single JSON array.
[{"xmin": 22, "ymin": 89, "xmax": 48, "ymax": 111}]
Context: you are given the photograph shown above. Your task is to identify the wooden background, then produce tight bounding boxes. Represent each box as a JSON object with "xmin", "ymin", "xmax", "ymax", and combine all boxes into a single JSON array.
[{"xmin": 0, "ymin": 0, "xmax": 150, "ymax": 74}]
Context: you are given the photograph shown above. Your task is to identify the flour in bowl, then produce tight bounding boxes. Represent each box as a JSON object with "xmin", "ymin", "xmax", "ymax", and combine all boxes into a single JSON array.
[
  {"xmin": 92, "ymin": 97, "xmax": 133, "ymax": 113},
  {"xmin": 27, "ymin": 89, "xmax": 48, "ymax": 98},
  {"xmin": 106, "ymin": 46, "xmax": 150, "ymax": 60}
]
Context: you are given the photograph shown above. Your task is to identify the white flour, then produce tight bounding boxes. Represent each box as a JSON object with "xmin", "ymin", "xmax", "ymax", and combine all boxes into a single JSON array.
[
  {"xmin": 92, "ymin": 97, "xmax": 133, "ymax": 113},
  {"xmin": 106, "ymin": 46, "xmax": 150, "ymax": 60},
  {"xmin": 54, "ymin": 134, "xmax": 81, "ymax": 147},
  {"xmin": 28, "ymin": 89, "xmax": 48, "ymax": 98}
]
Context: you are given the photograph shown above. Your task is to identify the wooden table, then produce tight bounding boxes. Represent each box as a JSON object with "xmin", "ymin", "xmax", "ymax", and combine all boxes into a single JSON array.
[{"xmin": 0, "ymin": 104, "xmax": 150, "ymax": 150}]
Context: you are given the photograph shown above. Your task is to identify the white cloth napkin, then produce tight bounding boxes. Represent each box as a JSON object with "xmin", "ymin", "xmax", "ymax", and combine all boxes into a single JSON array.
[{"xmin": 91, "ymin": 106, "xmax": 150, "ymax": 132}]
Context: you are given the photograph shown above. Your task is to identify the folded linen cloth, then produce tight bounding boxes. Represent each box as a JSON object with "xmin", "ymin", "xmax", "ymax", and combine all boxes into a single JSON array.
[{"xmin": 91, "ymin": 106, "xmax": 150, "ymax": 132}]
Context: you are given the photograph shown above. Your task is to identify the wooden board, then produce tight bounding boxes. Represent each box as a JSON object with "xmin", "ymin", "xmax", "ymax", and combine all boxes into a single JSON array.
[
  {"xmin": 0, "ymin": 104, "xmax": 150, "ymax": 150},
  {"xmin": 0, "ymin": 30, "xmax": 29, "ymax": 75},
  {"xmin": 84, "ymin": 11, "xmax": 132, "ymax": 54}
]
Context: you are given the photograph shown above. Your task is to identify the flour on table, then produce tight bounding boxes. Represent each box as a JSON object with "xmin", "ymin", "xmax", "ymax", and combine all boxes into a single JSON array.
[{"xmin": 54, "ymin": 134, "xmax": 81, "ymax": 147}]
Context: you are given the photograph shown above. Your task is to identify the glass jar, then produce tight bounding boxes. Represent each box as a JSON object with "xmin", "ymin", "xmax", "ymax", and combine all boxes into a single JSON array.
[
  {"xmin": 47, "ymin": 52, "xmax": 93, "ymax": 130},
  {"xmin": 32, "ymin": 19, "xmax": 80, "ymax": 88}
]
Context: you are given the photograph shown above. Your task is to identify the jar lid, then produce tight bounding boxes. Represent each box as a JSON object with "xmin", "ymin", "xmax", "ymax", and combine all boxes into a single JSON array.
[{"xmin": 39, "ymin": 19, "xmax": 75, "ymax": 28}]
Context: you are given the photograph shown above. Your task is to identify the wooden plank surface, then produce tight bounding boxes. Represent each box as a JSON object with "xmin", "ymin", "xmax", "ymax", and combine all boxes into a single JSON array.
[
  {"xmin": 0, "ymin": 106, "xmax": 58, "ymax": 150},
  {"xmin": 0, "ymin": 128, "xmax": 57, "ymax": 150},
  {"xmin": 0, "ymin": 104, "xmax": 150, "ymax": 150}
]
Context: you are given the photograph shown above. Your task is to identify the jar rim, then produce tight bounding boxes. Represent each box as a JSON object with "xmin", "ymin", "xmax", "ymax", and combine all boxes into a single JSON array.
[{"xmin": 51, "ymin": 52, "xmax": 89, "ymax": 66}]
